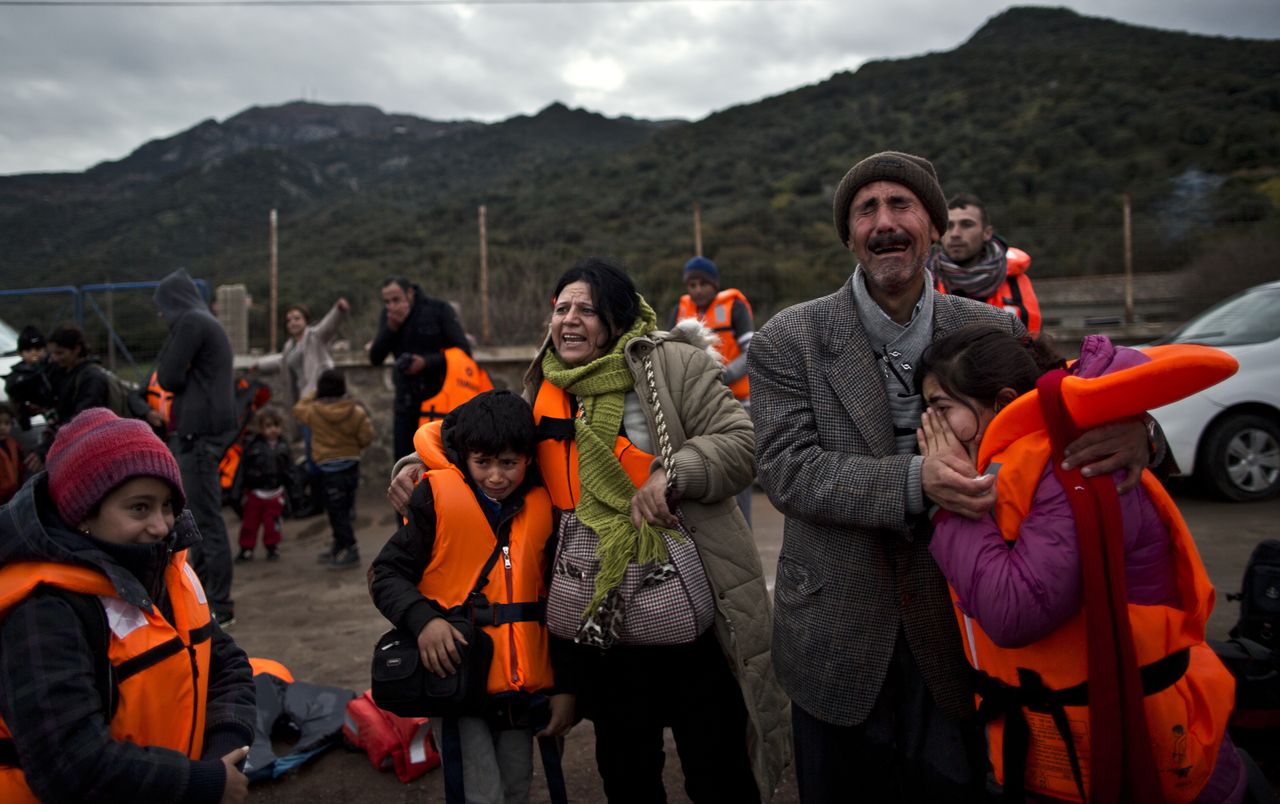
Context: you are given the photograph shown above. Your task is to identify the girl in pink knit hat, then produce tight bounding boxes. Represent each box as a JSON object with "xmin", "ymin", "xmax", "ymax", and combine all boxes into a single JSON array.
[{"xmin": 0, "ymin": 408, "xmax": 256, "ymax": 803}]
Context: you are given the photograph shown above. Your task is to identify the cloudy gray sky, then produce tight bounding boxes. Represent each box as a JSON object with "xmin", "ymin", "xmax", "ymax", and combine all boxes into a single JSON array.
[{"xmin": 1, "ymin": 0, "xmax": 1276, "ymax": 176}]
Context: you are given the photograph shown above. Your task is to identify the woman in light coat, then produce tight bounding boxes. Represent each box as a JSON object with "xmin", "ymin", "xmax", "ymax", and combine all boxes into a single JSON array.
[
  {"xmin": 255, "ymin": 298, "xmax": 349, "ymax": 410},
  {"xmin": 524, "ymin": 257, "xmax": 789, "ymax": 803}
]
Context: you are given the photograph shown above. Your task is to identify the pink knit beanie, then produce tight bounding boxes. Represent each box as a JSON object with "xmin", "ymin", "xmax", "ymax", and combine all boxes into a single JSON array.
[{"xmin": 46, "ymin": 408, "xmax": 186, "ymax": 527}]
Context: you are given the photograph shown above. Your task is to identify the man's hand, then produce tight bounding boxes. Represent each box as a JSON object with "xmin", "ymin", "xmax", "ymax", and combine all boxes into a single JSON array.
[
  {"xmin": 405, "ymin": 355, "xmax": 426, "ymax": 376},
  {"xmin": 417, "ymin": 617, "xmax": 467, "ymax": 677},
  {"xmin": 630, "ymin": 468, "xmax": 679, "ymax": 530},
  {"xmin": 336, "ymin": 297, "xmax": 350, "ymax": 313},
  {"xmin": 387, "ymin": 463, "xmax": 419, "ymax": 517},
  {"xmin": 537, "ymin": 693, "xmax": 576, "ymax": 738},
  {"xmin": 218, "ymin": 746, "xmax": 250, "ymax": 804},
  {"xmin": 922, "ymin": 453, "xmax": 996, "ymax": 520},
  {"xmin": 1062, "ymin": 418, "xmax": 1148, "ymax": 493}
]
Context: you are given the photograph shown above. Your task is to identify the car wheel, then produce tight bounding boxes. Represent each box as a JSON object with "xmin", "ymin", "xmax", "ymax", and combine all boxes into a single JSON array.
[{"xmin": 1200, "ymin": 413, "xmax": 1280, "ymax": 502}]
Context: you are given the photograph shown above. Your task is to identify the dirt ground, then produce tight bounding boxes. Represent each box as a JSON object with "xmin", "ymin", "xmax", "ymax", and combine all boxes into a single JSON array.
[{"xmin": 227, "ymin": 483, "xmax": 1279, "ymax": 803}]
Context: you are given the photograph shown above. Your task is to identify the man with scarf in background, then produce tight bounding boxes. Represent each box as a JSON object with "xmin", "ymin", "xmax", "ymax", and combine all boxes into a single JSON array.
[{"xmin": 927, "ymin": 193, "xmax": 1041, "ymax": 333}]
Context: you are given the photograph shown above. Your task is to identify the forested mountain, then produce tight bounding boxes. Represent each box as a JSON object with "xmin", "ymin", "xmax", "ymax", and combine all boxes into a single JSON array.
[{"xmin": 2, "ymin": 6, "xmax": 1277, "ymax": 346}]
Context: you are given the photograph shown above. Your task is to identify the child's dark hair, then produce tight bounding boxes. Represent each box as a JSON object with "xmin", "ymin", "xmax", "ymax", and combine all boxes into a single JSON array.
[
  {"xmin": 445, "ymin": 390, "xmax": 537, "ymax": 459},
  {"xmin": 0, "ymin": 401, "xmax": 14, "ymax": 422},
  {"xmin": 254, "ymin": 405, "xmax": 283, "ymax": 429},
  {"xmin": 316, "ymin": 368, "xmax": 346, "ymax": 399},
  {"xmin": 918, "ymin": 325, "xmax": 1065, "ymax": 415}
]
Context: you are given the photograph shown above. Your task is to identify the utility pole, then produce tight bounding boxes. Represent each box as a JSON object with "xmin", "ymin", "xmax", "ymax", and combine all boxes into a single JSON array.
[
  {"xmin": 269, "ymin": 208, "xmax": 279, "ymax": 352},
  {"xmin": 478, "ymin": 205, "xmax": 490, "ymax": 344},
  {"xmin": 1122, "ymin": 193, "xmax": 1134, "ymax": 325},
  {"xmin": 693, "ymin": 202, "xmax": 703, "ymax": 257}
]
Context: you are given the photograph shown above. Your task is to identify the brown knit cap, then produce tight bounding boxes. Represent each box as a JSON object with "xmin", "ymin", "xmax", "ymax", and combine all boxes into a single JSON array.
[{"xmin": 832, "ymin": 151, "xmax": 948, "ymax": 247}]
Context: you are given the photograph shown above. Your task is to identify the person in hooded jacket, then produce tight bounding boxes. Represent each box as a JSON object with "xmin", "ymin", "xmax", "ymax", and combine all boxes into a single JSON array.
[
  {"xmin": 0, "ymin": 408, "xmax": 256, "ymax": 803},
  {"xmin": 152, "ymin": 268, "xmax": 238, "ymax": 626},
  {"xmin": 293, "ymin": 368, "xmax": 374, "ymax": 569},
  {"xmin": 368, "ymin": 276, "xmax": 472, "ymax": 461}
]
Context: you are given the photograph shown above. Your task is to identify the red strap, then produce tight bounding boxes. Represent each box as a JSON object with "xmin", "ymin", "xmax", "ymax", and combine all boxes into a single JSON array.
[{"xmin": 1036, "ymin": 370, "xmax": 1162, "ymax": 804}]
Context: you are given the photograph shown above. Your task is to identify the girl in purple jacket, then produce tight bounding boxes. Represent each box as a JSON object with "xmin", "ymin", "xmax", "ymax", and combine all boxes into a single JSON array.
[{"xmin": 915, "ymin": 326, "xmax": 1246, "ymax": 804}]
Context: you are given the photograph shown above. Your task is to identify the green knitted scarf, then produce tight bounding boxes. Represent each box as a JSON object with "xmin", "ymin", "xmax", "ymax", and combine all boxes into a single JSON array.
[{"xmin": 541, "ymin": 297, "xmax": 679, "ymax": 614}]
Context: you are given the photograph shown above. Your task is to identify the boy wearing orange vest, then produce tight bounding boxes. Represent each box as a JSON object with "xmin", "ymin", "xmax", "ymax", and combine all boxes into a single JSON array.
[
  {"xmin": 0, "ymin": 408, "xmax": 256, "ymax": 803},
  {"xmin": 672, "ymin": 255, "xmax": 757, "ymax": 526},
  {"xmin": 370, "ymin": 390, "xmax": 573, "ymax": 802}
]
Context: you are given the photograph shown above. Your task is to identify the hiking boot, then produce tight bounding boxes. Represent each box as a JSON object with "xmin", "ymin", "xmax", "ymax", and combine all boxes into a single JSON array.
[
  {"xmin": 213, "ymin": 610, "xmax": 236, "ymax": 628},
  {"xmin": 235, "ymin": 549, "xmax": 254, "ymax": 563},
  {"xmin": 327, "ymin": 548, "xmax": 361, "ymax": 570},
  {"xmin": 266, "ymin": 547, "xmax": 280, "ymax": 561}
]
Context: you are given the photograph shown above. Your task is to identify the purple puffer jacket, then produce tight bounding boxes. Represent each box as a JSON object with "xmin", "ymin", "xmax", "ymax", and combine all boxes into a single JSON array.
[
  {"xmin": 929, "ymin": 335, "xmax": 1244, "ymax": 804},
  {"xmin": 930, "ymin": 335, "xmax": 1176, "ymax": 646}
]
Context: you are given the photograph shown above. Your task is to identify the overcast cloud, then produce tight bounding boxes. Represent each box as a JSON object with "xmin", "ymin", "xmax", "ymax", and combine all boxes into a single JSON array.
[{"xmin": 1, "ymin": 0, "xmax": 1276, "ymax": 175}]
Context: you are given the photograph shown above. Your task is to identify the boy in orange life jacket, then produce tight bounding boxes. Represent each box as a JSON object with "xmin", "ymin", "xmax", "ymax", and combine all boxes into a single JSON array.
[
  {"xmin": 370, "ymin": 390, "xmax": 574, "ymax": 802},
  {"xmin": 671, "ymin": 255, "xmax": 757, "ymax": 526},
  {"xmin": 0, "ymin": 408, "xmax": 256, "ymax": 803}
]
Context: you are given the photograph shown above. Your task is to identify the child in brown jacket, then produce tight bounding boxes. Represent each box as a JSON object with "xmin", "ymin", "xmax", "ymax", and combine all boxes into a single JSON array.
[{"xmin": 293, "ymin": 368, "xmax": 374, "ymax": 569}]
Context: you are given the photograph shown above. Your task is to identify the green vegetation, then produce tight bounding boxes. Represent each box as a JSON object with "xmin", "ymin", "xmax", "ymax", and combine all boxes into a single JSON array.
[{"xmin": 1, "ymin": 7, "xmax": 1277, "ymax": 348}]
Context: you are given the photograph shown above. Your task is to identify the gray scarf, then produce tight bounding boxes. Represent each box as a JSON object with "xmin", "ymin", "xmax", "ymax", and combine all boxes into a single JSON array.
[{"xmin": 928, "ymin": 236, "xmax": 1009, "ymax": 300}]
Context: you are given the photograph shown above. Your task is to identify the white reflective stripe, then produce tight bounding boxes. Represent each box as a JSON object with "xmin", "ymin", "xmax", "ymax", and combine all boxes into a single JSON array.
[
  {"xmin": 963, "ymin": 614, "xmax": 980, "ymax": 672},
  {"xmin": 99, "ymin": 596, "xmax": 148, "ymax": 639},
  {"xmin": 181, "ymin": 563, "xmax": 208, "ymax": 605},
  {"xmin": 408, "ymin": 723, "xmax": 431, "ymax": 765}
]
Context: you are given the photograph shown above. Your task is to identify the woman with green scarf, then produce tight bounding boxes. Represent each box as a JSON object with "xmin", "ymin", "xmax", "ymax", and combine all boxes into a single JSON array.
[{"xmin": 524, "ymin": 258, "xmax": 789, "ymax": 803}]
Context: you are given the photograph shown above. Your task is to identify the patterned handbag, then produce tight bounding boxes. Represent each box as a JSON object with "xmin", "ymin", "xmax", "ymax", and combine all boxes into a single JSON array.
[{"xmin": 545, "ymin": 350, "xmax": 716, "ymax": 648}]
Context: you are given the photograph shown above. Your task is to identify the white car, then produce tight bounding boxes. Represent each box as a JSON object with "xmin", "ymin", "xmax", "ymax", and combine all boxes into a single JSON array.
[
  {"xmin": 0, "ymin": 318, "xmax": 22, "ymax": 389},
  {"xmin": 1150, "ymin": 280, "xmax": 1280, "ymax": 501}
]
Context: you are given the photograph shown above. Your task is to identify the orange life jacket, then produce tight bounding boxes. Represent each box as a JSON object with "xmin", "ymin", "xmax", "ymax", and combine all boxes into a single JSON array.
[
  {"xmin": 0, "ymin": 556, "xmax": 213, "ymax": 803},
  {"xmin": 418, "ymin": 348, "xmax": 494, "ymax": 427},
  {"xmin": 958, "ymin": 345, "xmax": 1238, "ymax": 803},
  {"xmin": 145, "ymin": 370, "xmax": 174, "ymax": 433},
  {"xmin": 530, "ymin": 379, "xmax": 654, "ymax": 510},
  {"xmin": 249, "ymin": 656, "xmax": 295, "ymax": 683},
  {"xmin": 935, "ymin": 247, "xmax": 1041, "ymax": 334},
  {"xmin": 412, "ymin": 421, "xmax": 555, "ymax": 696},
  {"xmin": 676, "ymin": 288, "xmax": 752, "ymax": 400}
]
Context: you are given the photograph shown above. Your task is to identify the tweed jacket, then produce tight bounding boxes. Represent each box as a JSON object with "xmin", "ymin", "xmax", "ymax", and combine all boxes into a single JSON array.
[
  {"xmin": 524, "ymin": 321, "xmax": 791, "ymax": 799},
  {"xmin": 749, "ymin": 274, "xmax": 1023, "ymax": 728}
]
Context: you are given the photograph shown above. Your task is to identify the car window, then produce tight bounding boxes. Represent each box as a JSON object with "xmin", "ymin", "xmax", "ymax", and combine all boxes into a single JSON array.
[{"xmin": 1169, "ymin": 287, "xmax": 1280, "ymax": 347}]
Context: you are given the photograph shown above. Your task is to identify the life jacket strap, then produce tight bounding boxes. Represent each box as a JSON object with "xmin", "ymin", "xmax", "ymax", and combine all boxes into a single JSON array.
[
  {"xmin": 536, "ymin": 416, "xmax": 576, "ymax": 442},
  {"xmin": 115, "ymin": 636, "xmax": 187, "ymax": 684},
  {"xmin": 471, "ymin": 600, "xmax": 546, "ymax": 627},
  {"xmin": 973, "ymin": 647, "xmax": 1190, "ymax": 802}
]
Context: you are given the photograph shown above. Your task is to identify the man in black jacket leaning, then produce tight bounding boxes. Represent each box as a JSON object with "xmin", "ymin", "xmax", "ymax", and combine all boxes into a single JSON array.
[
  {"xmin": 153, "ymin": 268, "xmax": 238, "ymax": 626},
  {"xmin": 369, "ymin": 276, "xmax": 471, "ymax": 460}
]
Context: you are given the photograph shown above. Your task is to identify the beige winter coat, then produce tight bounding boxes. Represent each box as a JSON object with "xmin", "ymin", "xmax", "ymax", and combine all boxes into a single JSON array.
[{"xmin": 523, "ymin": 320, "xmax": 792, "ymax": 800}]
